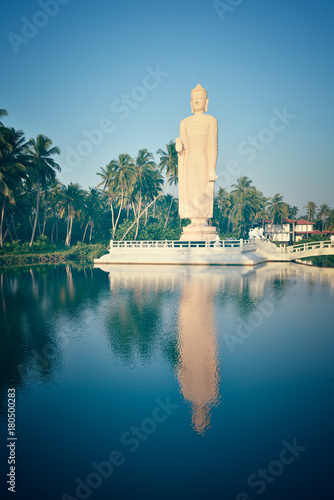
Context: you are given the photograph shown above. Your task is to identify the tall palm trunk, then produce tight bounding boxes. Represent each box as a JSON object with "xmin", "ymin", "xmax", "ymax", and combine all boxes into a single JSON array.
[
  {"xmin": 51, "ymin": 217, "xmax": 55, "ymax": 243},
  {"xmin": 82, "ymin": 222, "xmax": 89, "ymax": 243},
  {"xmin": 114, "ymin": 187, "xmax": 124, "ymax": 238},
  {"xmin": 30, "ymin": 180, "xmax": 40, "ymax": 246},
  {"xmin": 0, "ymin": 198, "xmax": 5, "ymax": 247},
  {"xmin": 11, "ymin": 215, "xmax": 18, "ymax": 240},
  {"xmin": 2, "ymin": 227, "xmax": 8, "ymax": 243},
  {"xmin": 121, "ymin": 179, "xmax": 169, "ymax": 241},
  {"xmin": 109, "ymin": 197, "xmax": 115, "ymax": 239},
  {"xmin": 66, "ymin": 216, "xmax": 73, "ymax": 246},
  {"xmin": 134, "ymin": 192, "xmax": 142, "ymax": 240},
  {"xmin": 6, "ymin": 219, "xmax": 13, "ymax": 242},
  {"xmin": 164, "ymin": 194, "xmax": 174, "ymax": 228},
  {"xmin": 42, "ymin": 200, "xmax": 48, "ymax": 236},
  {"xmin": 145, "ymin": 205, "xmax": 148, "ymax": 226}
]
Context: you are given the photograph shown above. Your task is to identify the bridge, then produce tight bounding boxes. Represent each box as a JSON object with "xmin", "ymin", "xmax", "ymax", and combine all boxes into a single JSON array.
[{"xmin": 282, "ymin": 240, "xmax": 334, "ymax": 261}]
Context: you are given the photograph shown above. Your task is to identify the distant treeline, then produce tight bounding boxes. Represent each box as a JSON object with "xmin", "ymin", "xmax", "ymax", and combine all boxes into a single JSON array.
[{"xmin": 1, "ymin": 108, "xmax": 333, "ymax": 250}]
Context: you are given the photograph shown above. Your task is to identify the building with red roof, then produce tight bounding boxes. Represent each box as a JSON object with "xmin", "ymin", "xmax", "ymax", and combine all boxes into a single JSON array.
[{"xmin": 262, "ymin": 218, "xmax": 333, "ymax": 242}]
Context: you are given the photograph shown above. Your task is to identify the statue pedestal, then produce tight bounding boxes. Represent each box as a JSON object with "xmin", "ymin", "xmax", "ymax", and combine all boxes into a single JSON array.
[
  {"xmin": 180, "ymin": 225, "xmax": 218, "ymax": 242},
  {"xmin": 94, "ymin": 239, "xmax": 267, "ymax": 267}
]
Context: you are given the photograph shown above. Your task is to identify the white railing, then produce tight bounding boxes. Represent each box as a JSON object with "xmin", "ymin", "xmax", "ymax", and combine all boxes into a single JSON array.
[
  {"xmin": 109, "ymin": 238, "xmax": 256, "ymax": 251},
  {"xmin": 288, "ymin": 240, "xmax": 332, "ymax": 254}
]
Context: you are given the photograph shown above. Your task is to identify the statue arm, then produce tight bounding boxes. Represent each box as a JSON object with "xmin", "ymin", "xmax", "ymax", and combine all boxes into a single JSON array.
[
  {"xmin": 176, "ymin": 120, "xmax": 187, "ymax": 170},
  {"xmin": 175, "ymin": 137, "xmax": 184, "ymax": 154},
  {"xmin": 176, "ymin": 120, "xmax": 186, "ymax": 154},
  {"xmin": 208, "ymin": 117, "xmax": 218, "ymax": 181}
]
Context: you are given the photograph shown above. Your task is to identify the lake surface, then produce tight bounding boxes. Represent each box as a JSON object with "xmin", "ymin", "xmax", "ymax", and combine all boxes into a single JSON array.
[{"xmin": 0, "ymin": 263, "xmax": 333, "ymax": 500}]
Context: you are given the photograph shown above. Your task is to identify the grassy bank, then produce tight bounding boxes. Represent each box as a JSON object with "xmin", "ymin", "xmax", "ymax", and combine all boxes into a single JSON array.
[{"xmin": 0, "ymin": 237, "xmax": 107, "ymax": 267}]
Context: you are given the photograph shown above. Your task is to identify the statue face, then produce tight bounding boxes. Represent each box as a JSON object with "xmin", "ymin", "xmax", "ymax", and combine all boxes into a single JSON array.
[{"xmin": 191, "ymin": 91, "xmax": 207, "ymax": 113}]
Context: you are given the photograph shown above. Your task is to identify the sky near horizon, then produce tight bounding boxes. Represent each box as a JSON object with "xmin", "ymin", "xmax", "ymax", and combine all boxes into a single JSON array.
[{"xmin": 1, "ymin": 0, "xmax": 333, "ymax": 212}]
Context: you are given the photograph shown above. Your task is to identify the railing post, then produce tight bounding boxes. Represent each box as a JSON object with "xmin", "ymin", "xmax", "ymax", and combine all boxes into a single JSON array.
[{"xmin": 240, "ymin": 238, "xmax": 243, "ymax": 251}]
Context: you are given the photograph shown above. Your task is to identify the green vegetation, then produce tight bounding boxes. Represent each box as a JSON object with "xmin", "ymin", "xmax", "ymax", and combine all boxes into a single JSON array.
[
  {"xmin": 1, "ymin": 108, "xmax": 333, "ymax": 266},
  {"xmin": 302, "ymin": 255, "xmax": 334, "ymax": 268}
]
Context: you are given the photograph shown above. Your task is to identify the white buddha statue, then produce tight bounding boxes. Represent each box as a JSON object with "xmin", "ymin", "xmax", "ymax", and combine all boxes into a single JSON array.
[{"xmin": 176, "ymin": 84, "xmax": 218, "ymax": 229}]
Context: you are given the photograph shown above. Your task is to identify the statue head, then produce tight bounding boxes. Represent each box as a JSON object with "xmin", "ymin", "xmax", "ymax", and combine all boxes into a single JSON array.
[{"xmin": 191, "ymin": 84, "xmax": 208, "ymax": 113}]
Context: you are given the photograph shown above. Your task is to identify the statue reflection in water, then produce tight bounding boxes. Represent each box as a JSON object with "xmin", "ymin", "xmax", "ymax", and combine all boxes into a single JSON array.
[{"xmin": 176, "ymin": 272, "xmax": 220, "ymax": 434}]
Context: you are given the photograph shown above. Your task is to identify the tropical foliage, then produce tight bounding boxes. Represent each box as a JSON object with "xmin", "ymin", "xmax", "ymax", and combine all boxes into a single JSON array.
[{"xmin": 1, "ymin": 109, "xmax": 333, "ymax": 250}]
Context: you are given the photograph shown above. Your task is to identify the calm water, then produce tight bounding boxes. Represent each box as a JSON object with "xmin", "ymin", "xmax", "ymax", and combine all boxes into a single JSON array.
[{"xmin": 0, "ymin": 263, "xmax": 333, "ymax": 500}]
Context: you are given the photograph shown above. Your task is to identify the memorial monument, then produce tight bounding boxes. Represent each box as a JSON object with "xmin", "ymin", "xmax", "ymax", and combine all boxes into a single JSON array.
[
  {"xmin": 94, "ymin": 85, "xmax": 268, "ymax": 266},
  {"xmin": 176, "ymin": 84, "xmax": 219, "ymax": 241}
]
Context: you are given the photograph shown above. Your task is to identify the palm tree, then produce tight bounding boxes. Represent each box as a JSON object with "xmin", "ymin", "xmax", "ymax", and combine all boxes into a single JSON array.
[
  {"xmin": 48, "ymin": 179, "xmax": 63, "ymax": 243},
  {"xmin": 303, "ymin": 201, "xmax": 318, "ymax": 238},
  {"xmin": 317, "ymin": 204, "xmax": 330, "ymax": 231},
  {"xmin": 215, "ymin": 187, "xmax": 234, "ymax": 233},
  {"xmin": 120, "ymin": 150, "xmax": 164, "ymax": 241},
  {"xmin": 111, "ymin": 154, "xmax": 134, "ymax": 233},
  {"xmin": 59, "ymin": 183, "xmax": 85, "ymax": 246},
  {"xmin": 0, "ymin": 108, "xmax": 8, "ymax": 124},
  {"xmin": 324, "ymin": 210, "xmax": 334, "ymax": 231},
  {"xmin": 303, "ymin": 201, "xmax": 317, "ymax": 222},
  {"xmin": 251, "ymin": 191, "xmax": 268, "ymax": 227},
  {"xmin": 231, "ymin": 177, "xmax": 256, "ymax": 237},
  {"xmin": 97, "ymin": 165, "xmax": 117, "ymax": 237},
  {"xmin": 232, "ymin": 176, "xmax": 252, "ymax": 195},
  {"xmin": 4, "ymin": 186, "xmax": 32, "ymax": 241},
  {"xmin": 131, "ymin": 149, "xmax": 157, "ymax": 240},
  {"xmin": 97, "ymin": 154, "xmax": 134, "ymax": 238},
  {"xmin": 81, "ymin": 187, "xmax": 104, "ymax": 242},
  {"xmin": 40, "ymin": 178, "xmax": 63, "ymax": 236},
  {"xmin": 267, "ymin": 193, "xmax": 289, "ymax": 223},
  {"xmin": 0, "ymin": 127, "xmax": 28, "ymax": 246},
  {"xmin": 26, "ymin": 134, "xmax": 60, "ymax": 246},
  {"xmin": 157, "ymin": 141, "xmax": 178, "ymax": 227},
  {"xmin": 142, "ymin": 167, "xmax": 164, "ymax": 226},
  {"xmin": 157, "ymin": 140, "xmax": 178, "ymax": 185},
  {"xmin": 288, "ymin": 205, "xmax": 299, "ymax": 220},
  {"xmin": 0, "ymin": 109, "xmax": 9, "ymax": 150}
]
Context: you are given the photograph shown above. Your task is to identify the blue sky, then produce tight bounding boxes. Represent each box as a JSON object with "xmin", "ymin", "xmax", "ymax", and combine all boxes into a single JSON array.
[{"xmin": 1, "ymin": 0, "xmax": 333, "ymax": 212}]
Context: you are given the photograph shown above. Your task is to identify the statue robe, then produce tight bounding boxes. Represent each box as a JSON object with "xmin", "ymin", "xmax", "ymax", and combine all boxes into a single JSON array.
[{"xmin": 178, "ymin": 114, "xmax": 218, "ymax": 219}]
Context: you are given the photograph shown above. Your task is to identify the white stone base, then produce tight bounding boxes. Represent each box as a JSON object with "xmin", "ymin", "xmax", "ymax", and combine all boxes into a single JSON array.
[
  {"xmin": 94, "ymin": 239, "xmax": 334, "ymax": 268},
  {"xmin": 180, "ymin": 225, "xmax": 218, "ymax": 242},
  {"xmin": 94, "ymin": 240, "xmax": 267, "ymax": 267}
]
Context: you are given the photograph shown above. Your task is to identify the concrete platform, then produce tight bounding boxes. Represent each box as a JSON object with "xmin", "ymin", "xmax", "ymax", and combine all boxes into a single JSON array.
[{"xmin": 94, "ymin": 239, "xmax": 268, "ymax": 267}]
